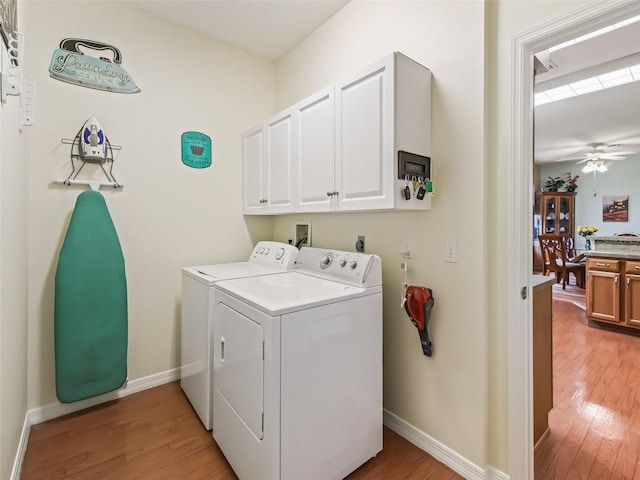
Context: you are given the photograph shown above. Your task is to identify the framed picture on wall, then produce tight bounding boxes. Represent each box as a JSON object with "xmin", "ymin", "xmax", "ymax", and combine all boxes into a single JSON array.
[
  {"xmin": 0, "ymin": 0, "xmax": 17, "ymax": 49},
  {"xmin": 603, "ymin": 195, "xmax": 629, "ymax": 222}
]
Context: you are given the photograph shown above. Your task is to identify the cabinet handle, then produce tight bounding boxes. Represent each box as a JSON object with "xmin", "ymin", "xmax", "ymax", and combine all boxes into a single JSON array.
[
  {"xmin": 615, "ymin": 277, "xmax": 619, "ymax": 286},
  {"xmin": 333, "ymin": 191, "xmax": 339, "ymax": 196},
  {"xmin": 636, "ymin": 266, "xmax": 640, "ymax": 271},
  {"xmin": 596, "ymin": 262, "xmax": 611, "ymax": 267},
  {"xmin": 260, "ymin": 199, "xmax": 268, "ymax": 204},
  {"xmin": 628, "ymin": 278, "xmax": 630, "ymax": 286},
  {"xmin": 326, "ymin": 191, "xmax": 333, "ymax": 197}
]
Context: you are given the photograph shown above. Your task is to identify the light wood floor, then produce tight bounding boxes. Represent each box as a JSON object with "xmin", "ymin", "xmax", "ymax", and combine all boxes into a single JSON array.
[
  {"xmin": 535, "ymin": 291, "xmax": 640, "ymax": 479},
  {"xmin": 21, "ymin": 381, "xmax": 463, "ymax": 479}
]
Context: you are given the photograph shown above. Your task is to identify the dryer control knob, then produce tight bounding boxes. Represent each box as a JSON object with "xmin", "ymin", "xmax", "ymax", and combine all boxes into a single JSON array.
[
  {"xmin": 349, "ymin": 260, "xmax": 358, "ymax": 269},
  {"xmin": 275, "ymin": 248, "xmax": 285, "ymax": 260},
  {"xmin": 339, "ymin": 259, "xmax": 347, "ymax": 267},
  {"xmin": 320, "ymin": 253, "xmax": 333, "ymax": 269}
]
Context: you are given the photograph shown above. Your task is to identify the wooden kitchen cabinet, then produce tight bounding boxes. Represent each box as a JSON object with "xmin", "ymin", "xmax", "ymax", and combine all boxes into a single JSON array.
[
  {"xmin": 532, "ymin": 276, "xmax": 554, "ymax": 448},
  {"xmin": 624, "ymin": 260, "xmax": 640, "ymax": 326},
  {"xmin": 586, "ymin": 257, "xmax": 640, "ymax": 330}
]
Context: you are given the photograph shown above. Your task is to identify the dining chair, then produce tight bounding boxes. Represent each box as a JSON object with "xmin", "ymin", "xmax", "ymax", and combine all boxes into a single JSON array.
[{"xmin": 539, "ymin": 234, "xmax": 585, "ymax": 289}]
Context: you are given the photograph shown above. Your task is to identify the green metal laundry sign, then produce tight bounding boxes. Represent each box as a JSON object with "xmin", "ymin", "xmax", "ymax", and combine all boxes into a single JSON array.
[
  {"xmin": 49, "ymin": 38, "xmax": 140, "ymax": 94},
  {"xmin": 181, "ymin": 132, "xmax": 212, "ymax": 169}
]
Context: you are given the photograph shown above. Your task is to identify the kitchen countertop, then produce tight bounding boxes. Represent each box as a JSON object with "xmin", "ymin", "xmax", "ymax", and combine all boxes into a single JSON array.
[
  {"xmin": 531, "ymin": 274, "xmax": 556, "ymax": 292},
  {"xmin": 585, "ymin": 250, "xmax": 640, "ymax": 260}
]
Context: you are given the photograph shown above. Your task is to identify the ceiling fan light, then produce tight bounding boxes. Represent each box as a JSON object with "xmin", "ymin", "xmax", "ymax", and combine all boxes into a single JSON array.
[
  {"xmin": 597, "ymin": 164, "xmax": 608, "ymax": 172},
  {"xmin": 582, "ymin": 163, "xmax": 595, "ymax": 173}
]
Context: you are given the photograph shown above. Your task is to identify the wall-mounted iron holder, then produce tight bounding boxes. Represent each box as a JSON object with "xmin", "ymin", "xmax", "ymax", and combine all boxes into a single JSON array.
[
  {"xmin": 1, "ymin": 32, "xmax": 23, "ymax": 104},
  {"xmin": 55, "ymin": 120, "xmax": 123, "ymax": 191}
]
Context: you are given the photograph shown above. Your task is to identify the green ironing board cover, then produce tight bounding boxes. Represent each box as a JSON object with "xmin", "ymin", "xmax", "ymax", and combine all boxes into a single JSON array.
[{"xmin": 55, "ymin": 191, "xmax": 127, "ymax": 403}]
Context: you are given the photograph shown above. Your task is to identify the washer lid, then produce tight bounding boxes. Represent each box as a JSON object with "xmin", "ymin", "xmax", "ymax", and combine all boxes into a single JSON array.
[
  {"xmin": 182, "ymin": 262, "xmax": 283, "ymax": 286},
  {"xmin": 216, "ymin": 272, "xmax": 381, "ymax": 316}
]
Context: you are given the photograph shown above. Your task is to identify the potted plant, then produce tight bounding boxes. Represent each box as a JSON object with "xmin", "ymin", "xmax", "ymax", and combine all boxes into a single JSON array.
[
  {"xmin": 544, "ymin": 176, "xmax": 565, "ymax": 192},
  {"xmin": 564, "ymin": 172, "xmax": 579, "ymax": 192}
]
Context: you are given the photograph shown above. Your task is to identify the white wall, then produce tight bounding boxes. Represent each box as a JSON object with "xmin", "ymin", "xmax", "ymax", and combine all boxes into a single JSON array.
[
  {"xmin": 0, "ymin": 10, "xmax": 29, "ymax": 478},
  {"xmin": 540, "ymin": 155, "xmax": 640, "ymax": 239},
  {"xmin": 4, "ymin": 0, "xmax": 611, "ymax": 477},
  {"xmin": 23, "ymin": 1, "xmax": 275, "ymax": 410},
  {"xmin": 487, "ymin": 0, "xmax": 592, "ymax": 472},
  {"xmin": 270, "ymin": 0, "xmax": 600, "ymax": 474},
  {"xmin": 273, "ymin": 0, "xmax": 489, "ymax": 468}
]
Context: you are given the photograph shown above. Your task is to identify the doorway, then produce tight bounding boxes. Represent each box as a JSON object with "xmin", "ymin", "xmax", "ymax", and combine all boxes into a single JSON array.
[{"xmin": 509, "ymin": 2, "xmax": 640, "ymax": 480}]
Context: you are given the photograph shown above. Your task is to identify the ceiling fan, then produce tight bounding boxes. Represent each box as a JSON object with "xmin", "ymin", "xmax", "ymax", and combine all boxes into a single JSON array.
[{"xmin": 555, "ymin": 142, "xmax": 637, "ymax": 164}]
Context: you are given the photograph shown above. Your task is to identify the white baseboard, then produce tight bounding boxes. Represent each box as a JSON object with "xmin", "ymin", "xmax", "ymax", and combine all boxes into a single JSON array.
[
  {"xmin": 383, "ymin": 409, "xmax": 508, "ymax": 480},
  {"xmin": 9, "ymin": 413, "xmax": 31, "ymax": 480},
  {"xmin": 28, "ymin": 367, "xmax": 180, "ymax": 425},
  {"xmin": 11, "ymin": 367, "xmax": 180, "ymax": 480}
]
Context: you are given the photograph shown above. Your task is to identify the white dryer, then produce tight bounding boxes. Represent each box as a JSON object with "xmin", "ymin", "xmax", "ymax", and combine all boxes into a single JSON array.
[
  {"xmin": 212, "ymin": 247, "xmax": 383, "ymax": 480},
  {"xmin": 180, "ymin": 241, "xmax": 298, "ymax": 430}
]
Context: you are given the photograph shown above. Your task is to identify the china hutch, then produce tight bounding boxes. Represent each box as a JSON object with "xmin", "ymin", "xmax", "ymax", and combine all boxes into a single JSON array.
[{"xmin": 533, "ymin": 192, "xmax": 576, "ymax": 272}]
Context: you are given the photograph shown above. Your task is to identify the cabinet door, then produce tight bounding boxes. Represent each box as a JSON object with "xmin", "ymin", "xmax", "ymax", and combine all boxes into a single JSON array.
[
  {"xmin": 587, "ymin": 270, "xmax": 621, "ymax": 323},
  {"xmin": 542, "ymin": 196, "xmax": 557, "ymax": 234},
  {"xmin": 242, "ymin": 125, "xmax": 266, "ymax": 214},
  {"xmin": 625, "ymin": 274, "xmax": 640, "ymax": 327},
  {"xmin": 557, "ymin": 195, "xmax": 571, "ymax": 235},
  {"xmin": 295, "ymin": 86, "xmax": 335, "ymax": 212},
  {"xmin": 265, "ymin": 109, "xmax": 296, "ymax": 214},
  {"xmin": 335, "ymin": 55, "xmax": 394, "ymax": 211}
]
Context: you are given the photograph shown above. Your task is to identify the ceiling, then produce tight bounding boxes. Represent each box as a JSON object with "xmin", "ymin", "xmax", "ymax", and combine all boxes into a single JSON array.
[
  {"xmin": 130, "ymin": 1, "xmax": 639, "ymax": 166},
  {"xmin": 129, "ymin": 0, "xmax": 349, "ymax": 61},
  {"xmin": 534, "ymin": 18, "xmax": 640, "ymax": 164}
]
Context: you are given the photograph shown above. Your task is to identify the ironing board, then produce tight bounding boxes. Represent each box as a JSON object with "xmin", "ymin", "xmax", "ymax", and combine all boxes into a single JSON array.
[{"xmin": 55, "ymin": 191, "xmax": 127, "ymax": 403}]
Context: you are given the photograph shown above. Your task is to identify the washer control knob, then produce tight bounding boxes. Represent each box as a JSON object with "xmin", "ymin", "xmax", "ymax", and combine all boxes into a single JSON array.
[
  {"xmin": 349, "ymin": 260, "xmax": 358, "ymax": 269},
  {"xmin": 275, "ymin": 248, "xmax": 285, "ymax": 260},
  {"xmin": 265, "ymin": 248, "xmax": 270, "ymax": 255},
  {"xmin": 320, "ymin": 253, "xmax": 333, "ymax": 269},
  {"xmin": 339, "ymin": 259, "xmax": 347, "ymax": 267}
]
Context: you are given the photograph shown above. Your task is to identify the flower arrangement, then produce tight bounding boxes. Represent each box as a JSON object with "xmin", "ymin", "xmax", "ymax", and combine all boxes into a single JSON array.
[
  {"xmin": 577, "ymin": 225, "xmax": 598, "ymax": 237},
  {"xmin": 565, "ymin": 172, "xmax": 579, "ymax": 192}
]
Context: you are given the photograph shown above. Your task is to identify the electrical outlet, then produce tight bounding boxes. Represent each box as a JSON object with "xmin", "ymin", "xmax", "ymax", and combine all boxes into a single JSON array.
[
  {"xmin": 445, "ymin": 240, "xmax": 458, "ymax": 263},
  {"xmin": 401, "ymin": 240, "xmax": 412, "ymax": 259}
]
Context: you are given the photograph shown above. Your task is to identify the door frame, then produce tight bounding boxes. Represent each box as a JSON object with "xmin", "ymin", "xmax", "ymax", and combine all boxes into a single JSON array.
[{"xmin": 508, "ymin": 1, "xmax": 640, "ymax": 479}]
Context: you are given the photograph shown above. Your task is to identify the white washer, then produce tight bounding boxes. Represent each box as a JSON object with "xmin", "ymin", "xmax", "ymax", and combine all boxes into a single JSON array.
[
  {"xmin": 180, "ymin": 241, "xmax": 298, "ymax": 430},
  {"xmin": 212, "ymin": 247, "xmax": 383, "ymax": 480}
]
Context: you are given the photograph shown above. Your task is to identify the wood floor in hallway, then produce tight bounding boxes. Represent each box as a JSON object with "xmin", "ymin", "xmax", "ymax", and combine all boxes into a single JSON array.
[
  {"xmin": 20, "ymin": 381, "xmax": 464, "ymax": 479},
  {"xmin": 535, "ymin": 290, "xmax": 640, "ymax": 479}
]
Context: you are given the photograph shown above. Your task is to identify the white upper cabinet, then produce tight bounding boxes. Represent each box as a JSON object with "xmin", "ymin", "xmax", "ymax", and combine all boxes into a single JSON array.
[
  {"xmin": 334, "ymin": 55, "xmax": 394, "ymax": 211},
  {"xmin": 265, "ymin": 109, "xmax": 296, "ymax": 214},
  {"xmin": 242, "ymin": 52, "xmax": 432, "ymax": 215},
  {"xmin": 295, "ymin": 86, "xmax": 335, "ymax": 213},
  {"xmin": 242, "ymin": 125, "xmax": 266, "ymax": 214},
  {"xmin": 242, "ymin": 110, "xmax": 297, "ymax": 215}
]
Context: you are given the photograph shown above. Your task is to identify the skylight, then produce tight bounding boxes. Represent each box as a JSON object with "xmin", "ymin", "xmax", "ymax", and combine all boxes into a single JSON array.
[
  {"xmin": 535, "ymin": 15, "xmax": 640, "ymax": 106},
  {"xmin": 549, "ymin": 15, "xmax": 640, "ymax": 52},
  {"xmin": 535, "ymin": 63, "xmax": 640, "ymax": 105}
]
